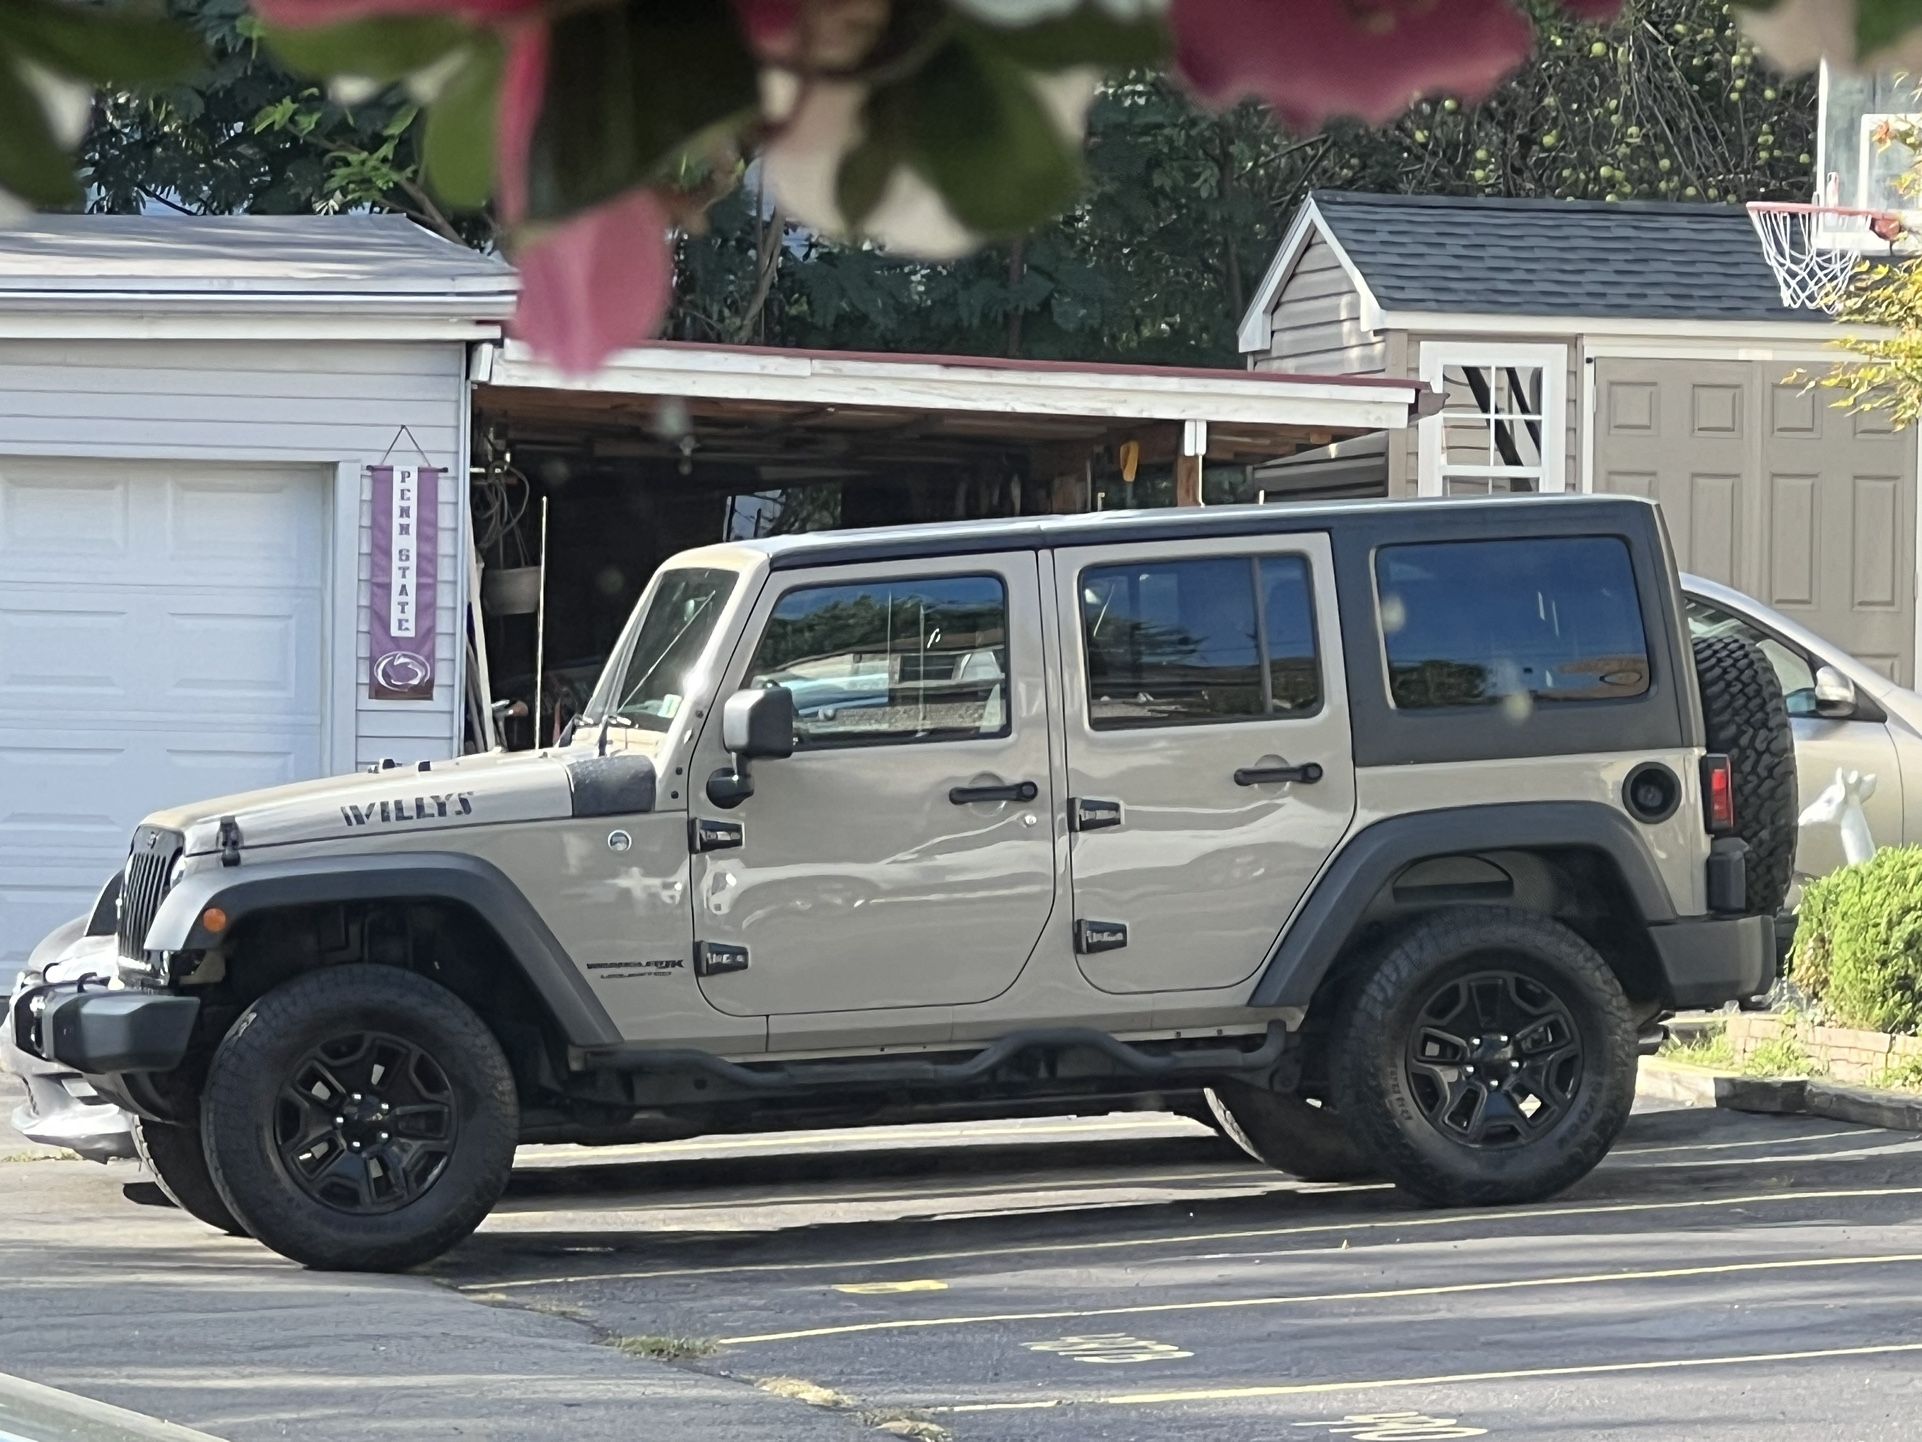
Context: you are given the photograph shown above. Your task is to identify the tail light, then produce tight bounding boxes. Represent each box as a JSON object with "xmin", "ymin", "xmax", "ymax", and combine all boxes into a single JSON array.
[{"xmin": 1702, "ymin": 754, "xmax": 1736, "ymax": 834}]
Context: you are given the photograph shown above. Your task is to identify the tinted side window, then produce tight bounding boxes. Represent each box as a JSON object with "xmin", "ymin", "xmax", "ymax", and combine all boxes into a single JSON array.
[
  {"xmin": 746, "ymin": 576, "xmax": 1009, "ymax": 745},
  {"xmin": 1081, "ymin": 555, "xmax": 1321, "ymax": 728},
  {"xmin": 1376, "ymin": 537, "xmax": 1649, "ymax": 710}
]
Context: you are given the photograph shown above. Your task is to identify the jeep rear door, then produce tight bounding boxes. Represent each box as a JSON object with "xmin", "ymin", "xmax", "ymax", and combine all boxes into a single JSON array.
[
  {"xmin": 687, "ymin": 552, "xmax": 1056, "ymax": 1022},
  {"xmin": 1051, "ymin": 533, "xmax": 1356, "ymax": 995}
]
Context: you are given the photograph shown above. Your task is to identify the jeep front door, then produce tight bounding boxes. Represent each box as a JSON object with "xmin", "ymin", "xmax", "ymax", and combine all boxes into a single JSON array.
[
  {"xmin": 689, "ymin": 554, "xmax": 1056, "ymax": 1019},
  {"xmin": 1053, "ymin": 534, "xmax": 1355, "ymax": 994}
]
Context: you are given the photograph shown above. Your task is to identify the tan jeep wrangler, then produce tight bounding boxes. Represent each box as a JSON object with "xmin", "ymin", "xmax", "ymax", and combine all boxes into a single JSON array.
[{"xmin": 14, "ymin": 495, "xmax": 1793, "ymax": 1271}]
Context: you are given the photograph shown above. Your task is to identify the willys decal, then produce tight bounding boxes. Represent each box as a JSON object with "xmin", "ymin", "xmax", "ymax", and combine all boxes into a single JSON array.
[{"xmin": 341, "ymin": 793, "xmax": 475, "ymax": 828}]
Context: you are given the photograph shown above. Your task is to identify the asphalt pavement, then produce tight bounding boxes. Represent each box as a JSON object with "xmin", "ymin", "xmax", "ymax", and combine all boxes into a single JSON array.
[{"xmin": 4, "ymin": 1085, "xmax": 1921, "ymax": 1441}]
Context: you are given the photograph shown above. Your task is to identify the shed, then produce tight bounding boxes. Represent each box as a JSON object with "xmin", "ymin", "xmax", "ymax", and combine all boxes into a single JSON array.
[
  {"xmin": 0, "ymin": 214, "xmax": 514, "ymax": 982},
  {"xmin": 1239, "ymin": 190, "xmax": 1918, "ymax": 684}
]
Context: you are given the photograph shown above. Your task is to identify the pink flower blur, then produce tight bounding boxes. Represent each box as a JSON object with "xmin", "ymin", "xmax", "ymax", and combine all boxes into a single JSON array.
[
  {"xmin": 513, "ymin": 188, "xmax": 675, "ymax": 377},
  {"xmin": 731, "ymin": 0, "xmax": 801, "ymax": 56},
  {"xmin": 1172, "ymin": 0, "xmax": 1538, "ymax": 129},
  {"xmin": 496, "ymin": 22, "xmax": 549, "ymax": 225}
]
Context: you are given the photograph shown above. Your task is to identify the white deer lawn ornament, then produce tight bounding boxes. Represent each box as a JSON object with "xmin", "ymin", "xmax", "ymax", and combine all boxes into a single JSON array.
[{"xmin": 1798, "ymin": 767, "xmax": 1880, "ymax": 868}]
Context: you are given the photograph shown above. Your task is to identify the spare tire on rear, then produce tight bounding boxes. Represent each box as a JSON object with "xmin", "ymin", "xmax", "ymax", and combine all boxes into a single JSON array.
[{"xmin": 1692, "ymin": 633, "xmax": 1797, "ymax": 914}]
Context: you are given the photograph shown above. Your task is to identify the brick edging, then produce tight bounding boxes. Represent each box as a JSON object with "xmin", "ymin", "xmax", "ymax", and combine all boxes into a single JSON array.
[{"xmin": 1638, "ymin": 1058, "xmax": 1922, "ymax": 1131}]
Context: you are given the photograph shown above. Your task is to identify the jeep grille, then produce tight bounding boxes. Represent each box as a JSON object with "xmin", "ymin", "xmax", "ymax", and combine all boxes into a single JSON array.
[{"xmin": 118, "ymin": 827, "xmax": 183, "ymax": 960}]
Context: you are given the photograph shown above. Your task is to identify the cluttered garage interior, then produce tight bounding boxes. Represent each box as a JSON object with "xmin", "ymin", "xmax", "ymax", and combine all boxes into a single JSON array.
[{"xmin": 462, "ymin": 340, "xmax": 1439, "ymax": 752}]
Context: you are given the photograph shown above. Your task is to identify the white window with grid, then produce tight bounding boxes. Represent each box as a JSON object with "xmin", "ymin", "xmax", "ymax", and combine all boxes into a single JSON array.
[{"xmin": 1418, "ymin": 343, "xmax": 1567, "ymax": 497}]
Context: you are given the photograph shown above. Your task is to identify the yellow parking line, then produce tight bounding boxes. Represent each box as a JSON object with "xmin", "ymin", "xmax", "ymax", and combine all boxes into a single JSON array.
[
  {"xmin": 716, "ymin": 1250, "xmax": 1922, "ymax": 1345},
  {"xmin": 462, "ymin": 1182, "xmax": 1922, "ymax": 1292},
  {"xmin": 933, "ymin": 1339, "xmax": 1922, "ymax": 1412}
]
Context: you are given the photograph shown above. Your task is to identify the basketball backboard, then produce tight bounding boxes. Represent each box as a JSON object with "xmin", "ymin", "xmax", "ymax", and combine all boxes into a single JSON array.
[{"xmin": 1816, "ymin": 61, "xmax": 1922, "ymax": 249}]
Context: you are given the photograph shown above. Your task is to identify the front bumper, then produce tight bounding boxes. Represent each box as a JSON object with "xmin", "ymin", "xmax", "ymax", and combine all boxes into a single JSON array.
[
  {"xmin": 29, "ymin": 986, "xmax": 201, "ymax": 1076},
  {"xmin": 1649, "ymin": 912, "xmax": 1777, "ymax": 1010}
]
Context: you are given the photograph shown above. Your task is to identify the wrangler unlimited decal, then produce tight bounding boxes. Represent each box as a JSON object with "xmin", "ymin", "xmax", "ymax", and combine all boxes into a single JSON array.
[{"xmin": 341, "ymin": 793, "xmax": 476, "ymax": 828}]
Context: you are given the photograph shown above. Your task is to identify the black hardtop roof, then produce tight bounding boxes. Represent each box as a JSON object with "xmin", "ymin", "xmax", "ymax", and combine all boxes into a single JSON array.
[{"xmin": 747, "ymin": 494, "xmax": 1662, "ymax": 569}]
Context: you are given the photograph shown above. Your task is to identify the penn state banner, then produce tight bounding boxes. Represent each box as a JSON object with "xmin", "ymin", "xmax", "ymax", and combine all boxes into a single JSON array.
[{"xmin": 368, "ymin": 464, "xmax": 440, "ymax": 701}]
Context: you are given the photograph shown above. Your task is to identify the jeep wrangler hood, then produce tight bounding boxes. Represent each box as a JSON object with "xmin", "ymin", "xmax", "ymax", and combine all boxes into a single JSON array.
[{"xmin": 142, "ymin": 745, "xmax": 657, "ymax": 857}]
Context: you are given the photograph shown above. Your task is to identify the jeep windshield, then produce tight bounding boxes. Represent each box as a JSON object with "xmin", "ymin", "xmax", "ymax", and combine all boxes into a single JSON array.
[{"xmin": 582, "ymin": 567, "xmax": 738, "ymax": 733}]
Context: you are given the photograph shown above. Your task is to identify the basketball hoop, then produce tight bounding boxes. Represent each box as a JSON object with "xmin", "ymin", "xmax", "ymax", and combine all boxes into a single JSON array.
[{"xmin": 1748, "ymin": 200, "xmax": 1905, "ymax": 314}]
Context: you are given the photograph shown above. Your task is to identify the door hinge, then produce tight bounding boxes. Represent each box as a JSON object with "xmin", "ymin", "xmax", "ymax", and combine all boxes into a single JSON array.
[
  {"xmin": 689, "ymin": 817, "xmax": 744, "ymax": 853},
  {"xmin": 1069, "ymin": 797, "xmax": 1123, "ymax": 832},
  {"xmin": 694, "ymin": 941, "xmax": 750, "ymax": 977},
  {"xmin": 1074, "ymin": 919, "xmax": 1129, "ymax": 954}
]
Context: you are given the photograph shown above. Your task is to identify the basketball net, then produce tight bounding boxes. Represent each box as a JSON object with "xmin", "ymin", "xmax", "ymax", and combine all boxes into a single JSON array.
[{"xmin": 1749, "ymin": 178, "xmax": 1905, "ymax": 315}]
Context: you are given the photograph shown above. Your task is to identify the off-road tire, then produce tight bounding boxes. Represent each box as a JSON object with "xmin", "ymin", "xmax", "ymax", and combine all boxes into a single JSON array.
[
  {"xmin": 201, "ymin": 964, "xmax": 518, "ymax": 1272},
  {"xmin": 1204, "ymin": 1083, "xmax": 1377, "ymax": 1183},
  {"xmin": 1692, "ymin": 633, "xmax": 1797, "ymax": 914},
  {"xmin": 131, "ymin": 1117, "xmax": 248, "ymax": 1236},
  {"xmin": 1328, "ymin": 908, "xmax": 1638, "ymax": 1208}
]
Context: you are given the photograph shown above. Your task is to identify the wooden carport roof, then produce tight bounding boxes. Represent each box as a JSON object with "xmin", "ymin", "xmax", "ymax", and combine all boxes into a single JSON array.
[{"xmin": 476, "ymin": 340, "xmax": 1441, "ymax": 479}]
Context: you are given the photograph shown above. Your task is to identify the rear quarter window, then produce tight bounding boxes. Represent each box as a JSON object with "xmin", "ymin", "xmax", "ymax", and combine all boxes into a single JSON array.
[{"xmin": 1375, "ymin": 537, "xmax": 1650, "ymax": 711}]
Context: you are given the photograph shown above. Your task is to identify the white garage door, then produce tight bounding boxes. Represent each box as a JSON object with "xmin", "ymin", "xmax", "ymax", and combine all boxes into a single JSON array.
[{"xmin": 0, "ymin": 460, "xmax": 327, "ymax": 987}]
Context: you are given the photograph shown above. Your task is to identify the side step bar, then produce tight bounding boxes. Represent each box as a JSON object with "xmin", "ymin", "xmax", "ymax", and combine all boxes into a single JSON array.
[{"xmin": 578, "ymin": 1023, "xmax": 1290, "ymax": 1093}]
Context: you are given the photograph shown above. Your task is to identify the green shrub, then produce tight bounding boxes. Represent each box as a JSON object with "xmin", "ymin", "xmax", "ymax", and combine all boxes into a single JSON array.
[
  {"xmin": 1745, "ymin": 1029, "xmax": 1822, "ymax": 1077},
  {"xmin": 1790, "ymin": 846, "xmax": 1922, "ymax": 1035}
]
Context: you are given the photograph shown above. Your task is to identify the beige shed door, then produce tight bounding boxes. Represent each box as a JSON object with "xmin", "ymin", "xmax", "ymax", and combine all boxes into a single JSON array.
[{"xmin": 1593, "ymin": 358, "xmax": 1916, "ymax": 682}]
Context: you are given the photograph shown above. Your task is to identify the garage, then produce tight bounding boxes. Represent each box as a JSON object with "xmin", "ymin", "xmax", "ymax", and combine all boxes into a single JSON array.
[
  {"xmin": 1593, "ymin": 358, "xmax": 1917, "ymax": 683},
  {"xmin": 0, "ymin": 460, "xmax": 328, "ymax": 972},
  {"xmin": 0, "ymin": 214, "xmax": 514, "ymax": 988}
]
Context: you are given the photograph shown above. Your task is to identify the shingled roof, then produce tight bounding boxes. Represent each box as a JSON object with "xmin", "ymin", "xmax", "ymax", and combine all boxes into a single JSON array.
[{"xmin": 1286, "ymin": 190, "xmax": 1826, "ymax": 326}]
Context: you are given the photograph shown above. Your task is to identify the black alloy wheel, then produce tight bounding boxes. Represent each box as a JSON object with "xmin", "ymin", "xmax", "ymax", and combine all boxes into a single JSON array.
[
  {"xmin": 1403, "ymin": 969, "xmax": 1584, "ymax": 1150},
  {"xmin": 276, "ymin": 1031, "xmax": 459, "ymax": 1216}
]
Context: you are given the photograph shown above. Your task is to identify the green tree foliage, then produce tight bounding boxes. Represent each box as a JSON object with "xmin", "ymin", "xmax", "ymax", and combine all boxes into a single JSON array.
[
  {"xmin": 85, "ymin": 0, "xmax": 485, "ymax": 241},
  {"xmin": 676, "ymin": 0, "xmax": 1818, "ymax": 364},
  {"xmin": 81, "ymin": 0, "xmax": 1816, "ymax": 362},
  {"xmin": 1823, "ymin": 251, "xmax": 1922, "ymax": 429}
]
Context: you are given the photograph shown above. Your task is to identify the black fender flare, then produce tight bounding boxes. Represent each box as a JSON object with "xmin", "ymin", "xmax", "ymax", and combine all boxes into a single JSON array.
[
  {"xmin": 144, "ymin": 852, "xmax": 621, "ymax": 1049},
  {"xmin": 1251, "ymin": 802, "xmax": 1679, "ymax": 1010}
]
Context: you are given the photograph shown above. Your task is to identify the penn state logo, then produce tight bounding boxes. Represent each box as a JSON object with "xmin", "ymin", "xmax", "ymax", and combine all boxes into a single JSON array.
[{"xmin": 373, "ymin": 650, "xmax": 432, "ymax": 691}]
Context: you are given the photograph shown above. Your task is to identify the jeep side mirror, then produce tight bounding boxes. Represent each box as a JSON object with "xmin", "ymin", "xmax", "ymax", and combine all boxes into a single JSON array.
[
  {"xmin": 1814, "ymin": 664, "xmax": 1858, "ymax": 720},
  {"xmin": 707, "ymin": 686, "xmax": 796, "ymax": 808},
  {"xmin": 722, "ymin": 686, "xmax": 796, "ymax": 759}
]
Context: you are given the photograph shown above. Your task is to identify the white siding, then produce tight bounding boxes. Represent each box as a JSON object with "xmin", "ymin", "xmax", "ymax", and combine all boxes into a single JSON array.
[
  {"xmin": 1253, "ymin": 234, "xmax": 1386, "ymax": 377},
  {"xmin": 1255, "ymin": 433, "xmax": 1392, "ymax": 501},
  {"xmin": 0, "ymin": 338, "xmax": 469, "ymax": 770}
]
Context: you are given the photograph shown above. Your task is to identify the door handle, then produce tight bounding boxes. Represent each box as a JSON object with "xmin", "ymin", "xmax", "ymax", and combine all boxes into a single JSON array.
[
  {"xmin": 949, "ymin": 780, "xmax": 1039, "ymax": 805},
  {"xmin": 1233, "ymin": 762, "xmax": 1323, "ymax": 787}
]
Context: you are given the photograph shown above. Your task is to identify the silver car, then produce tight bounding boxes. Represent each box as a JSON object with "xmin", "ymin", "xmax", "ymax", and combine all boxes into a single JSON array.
[
  {"xmin": 1684, "ymin": 574, "xmax": 1922, "ymax": 881},
  {"xmin": 4, "ymin": 877, "xmax": 133, "ymax": 1162}
]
